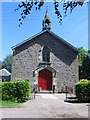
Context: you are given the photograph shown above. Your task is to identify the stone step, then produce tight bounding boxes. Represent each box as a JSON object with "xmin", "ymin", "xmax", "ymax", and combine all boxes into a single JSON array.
[{"xmin": 37, "ymin": 90, "xmax": 53, "ymax": 93}]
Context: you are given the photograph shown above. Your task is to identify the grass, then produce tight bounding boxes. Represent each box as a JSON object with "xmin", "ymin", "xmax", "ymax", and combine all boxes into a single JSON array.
[{"xmin": 0, "ymin": 100, "xmax": 21, "ymax": 107}]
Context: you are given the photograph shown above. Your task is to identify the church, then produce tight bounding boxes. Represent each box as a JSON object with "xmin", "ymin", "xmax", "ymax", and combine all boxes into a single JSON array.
[{"xmin": 11, "ymin": 10, "xmax": 79, "ymax": 93}]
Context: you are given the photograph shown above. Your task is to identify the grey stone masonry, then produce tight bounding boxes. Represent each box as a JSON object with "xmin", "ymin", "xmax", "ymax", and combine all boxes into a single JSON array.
[{"xmin": 11, "ymin": 31, "xmax": 79, "ymax": 92}]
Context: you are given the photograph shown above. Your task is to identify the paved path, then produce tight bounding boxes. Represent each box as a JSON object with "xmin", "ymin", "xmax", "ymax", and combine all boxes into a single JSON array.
[
  {"xmin": 38, "ymin": 94, "xmax": 58, "ymax": 99},
  {"xmin": 1, "ymin": 94, "xmax": 88, "ymax": 118}
]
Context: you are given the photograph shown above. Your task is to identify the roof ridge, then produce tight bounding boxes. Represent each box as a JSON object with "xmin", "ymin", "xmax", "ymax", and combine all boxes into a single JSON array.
[
  {"xmin": 48, "ymin": 30, "xmax": 79, "ymax": 52},
  {"xmin": 0, "ymin": 68, "xmax": 11, "ymax": 75},
  {"xmin": 12, "ymin": 30, "xmax": 78, "ymax": 53},
  {"xmin": 12, "ymin": 30, "xmax": 47, "ymax": 49}
]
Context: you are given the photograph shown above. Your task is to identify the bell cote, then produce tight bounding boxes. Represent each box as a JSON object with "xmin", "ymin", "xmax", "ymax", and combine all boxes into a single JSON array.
[{"xmin": 42, "ymin": 10, "xmax": 51, "ymax": 31}]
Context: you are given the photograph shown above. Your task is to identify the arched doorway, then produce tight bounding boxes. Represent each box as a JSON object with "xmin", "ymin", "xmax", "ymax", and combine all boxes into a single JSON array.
[{"xmin": 38, "ymin": 69, "xmax": 52, "ymax": 91}]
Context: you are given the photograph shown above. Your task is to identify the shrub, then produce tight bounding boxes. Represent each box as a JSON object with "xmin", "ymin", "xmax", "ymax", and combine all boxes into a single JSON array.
[
  {"xmin": 0, "ymin": 80, "xmax": 31, "ymax": 102},
  {"xmin": 79, "ymin": 79, "xmax": 88, "ymax": 82},
  {"xmin": 39, "ymin": 87, "xmax": 42, "ymax": 92},
  {"xmin": 75, "ymin": 79, "xmax": 90, "ymax": 102}
]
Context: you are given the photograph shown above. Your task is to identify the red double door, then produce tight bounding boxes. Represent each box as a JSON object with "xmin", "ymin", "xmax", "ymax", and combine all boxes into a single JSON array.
[{"xmin": 38, "ymin": 69, "xmax": 52, "ymax": 91}]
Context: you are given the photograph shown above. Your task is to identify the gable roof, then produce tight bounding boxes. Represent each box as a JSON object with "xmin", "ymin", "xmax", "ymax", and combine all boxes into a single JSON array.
[
  {"xmin": 0, "ymin": 68, "xmax": 11, "ymax": 76},
  {"xmin": 12, "ymin": 30, "xmax": 79, "ymax": 53}
]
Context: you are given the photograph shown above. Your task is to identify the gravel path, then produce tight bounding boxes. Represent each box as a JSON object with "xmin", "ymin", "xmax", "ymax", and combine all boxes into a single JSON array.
[{"xmin": 1, "ymin": 94, "xmax": 88, "ymax": 118}]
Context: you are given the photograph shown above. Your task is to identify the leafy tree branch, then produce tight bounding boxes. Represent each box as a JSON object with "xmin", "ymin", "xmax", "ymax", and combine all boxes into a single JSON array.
[{"xmin": 14, "ymin": 0, "xmax": 88, "ymax": 27}]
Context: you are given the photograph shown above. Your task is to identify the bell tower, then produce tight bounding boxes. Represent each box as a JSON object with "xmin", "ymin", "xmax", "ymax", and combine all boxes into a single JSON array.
[{"xmin": 42, "ymin": 10, "xmax": 51, "ymax": 31}]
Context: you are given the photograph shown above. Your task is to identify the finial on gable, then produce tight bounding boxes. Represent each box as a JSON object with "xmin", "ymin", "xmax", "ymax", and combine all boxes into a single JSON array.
[{"xmin": 42, "ymin": 8, "xmax": 51, "ymax": 31}]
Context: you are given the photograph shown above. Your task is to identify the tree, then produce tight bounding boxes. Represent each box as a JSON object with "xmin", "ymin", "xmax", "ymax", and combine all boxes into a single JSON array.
[
  {"xmin": 78, "ymin": 47, "xmax": 87, "ymax": 67},
  {"xmin": 88, "ymin": 50, "xmax": 90, "ymax": 58},
  {"xmin": 14, "ymin": 0, "xmax": 89, "ymax": 26},
  {"xmin": 2, "ymin": 54, "xmax": 13, "ymax": 73},
  {"xmin": 0, "ymin": 61, "xmax": 2, "ymax": 70},
  {"xmin": 78, "ymin": 47, "xmax": 90, "ymax": 79},
  {"xmin": 80, "ymin": 56, "xmax": 90, "ymax": 79}
]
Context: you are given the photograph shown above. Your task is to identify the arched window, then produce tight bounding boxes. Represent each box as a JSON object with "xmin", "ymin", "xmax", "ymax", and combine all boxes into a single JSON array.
[{"xmin": 42, "ymin": 46, "xmax": 50, "ymax": 62}]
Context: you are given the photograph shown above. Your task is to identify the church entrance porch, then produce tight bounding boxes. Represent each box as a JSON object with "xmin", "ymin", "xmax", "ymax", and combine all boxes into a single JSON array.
[
  {"xmin": 34, "ymin": 64, "xmax": 56, "ymax": 92},
  {"xmin": 38, "ymin": 69, "xmax": 52, "ymax": 91}
]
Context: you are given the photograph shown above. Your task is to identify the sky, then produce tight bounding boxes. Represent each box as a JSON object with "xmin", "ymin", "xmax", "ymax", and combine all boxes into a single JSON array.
[{"xmin": 0, "ymin": 2, "xmax": 88, "ymax": 61}]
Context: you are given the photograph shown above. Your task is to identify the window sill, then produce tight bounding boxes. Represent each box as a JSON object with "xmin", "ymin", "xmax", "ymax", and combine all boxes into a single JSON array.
[{"xmin": 38, "ymin": 62, "xmax": 51, "ymax": 67}]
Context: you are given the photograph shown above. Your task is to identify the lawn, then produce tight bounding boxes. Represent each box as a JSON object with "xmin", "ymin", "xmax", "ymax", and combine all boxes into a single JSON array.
[{"xmin": 0, "ymin": 100, "xmax": 21, "ymax": 107}]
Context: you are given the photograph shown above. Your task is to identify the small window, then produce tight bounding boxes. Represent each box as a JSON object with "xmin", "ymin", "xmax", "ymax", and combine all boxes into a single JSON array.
[{"xmin": 42, "ymin": 46, "xmax": 50, "ymax": 62}]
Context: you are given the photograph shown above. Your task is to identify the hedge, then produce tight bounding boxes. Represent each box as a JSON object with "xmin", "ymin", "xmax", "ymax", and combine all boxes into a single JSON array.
[
  {"xmin": 75, "ymin": 79, "xmax": 90, "ymax": 102},
  {"xmin": 0, "ymin": 80, "xmax": 31, "ymax": 102}
]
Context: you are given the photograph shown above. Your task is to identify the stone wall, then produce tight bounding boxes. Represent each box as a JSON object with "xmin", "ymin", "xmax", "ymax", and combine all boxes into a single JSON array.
[{"xmin": 11, "ymin": 31, "xmax": 79, "ymax": 92}]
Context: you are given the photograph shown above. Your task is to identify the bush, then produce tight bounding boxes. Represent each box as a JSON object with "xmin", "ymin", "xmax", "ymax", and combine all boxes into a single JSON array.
[
  {"xmin": 75, "ymin": 79, "xmax": 90, "ymax": 102},
  {"xmin": 0, "ymin": 80, "xmax": 31, "ymax": 102}
]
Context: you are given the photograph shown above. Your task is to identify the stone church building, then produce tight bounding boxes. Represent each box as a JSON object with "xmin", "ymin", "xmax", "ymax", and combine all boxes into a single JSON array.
[{"xmin": 11, "ymin": 10, "xmax": 79, "ymax": 92}]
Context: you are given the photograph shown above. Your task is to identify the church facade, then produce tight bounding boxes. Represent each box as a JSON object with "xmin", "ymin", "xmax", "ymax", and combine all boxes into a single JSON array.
[{"xmin": 11, "ymin": 11, "xmax": 79, "ymax": 92}]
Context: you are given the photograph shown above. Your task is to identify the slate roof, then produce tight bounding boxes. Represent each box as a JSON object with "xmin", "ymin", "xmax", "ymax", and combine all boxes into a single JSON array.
[
  {"xmin": 0, "ymin": 68, "xmax": 11, "ymax": 76},
  {"xmin": 12, "ymin": 30, "xmax": 79, "ymax": 53}
]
